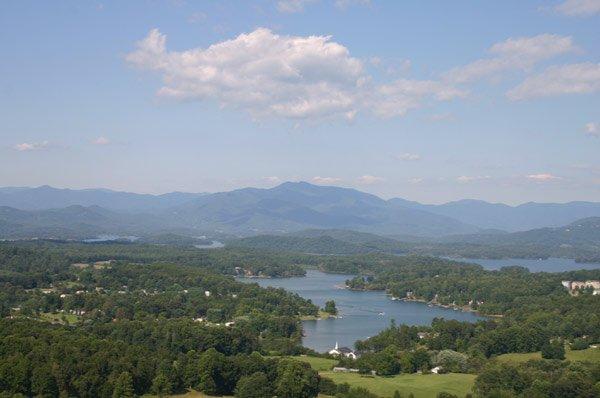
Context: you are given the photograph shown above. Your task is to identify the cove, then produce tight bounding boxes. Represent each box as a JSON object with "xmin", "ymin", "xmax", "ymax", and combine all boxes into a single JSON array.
[{"xmin": 239, "ymin": 270, "xmax": 482, "ymax": 353}]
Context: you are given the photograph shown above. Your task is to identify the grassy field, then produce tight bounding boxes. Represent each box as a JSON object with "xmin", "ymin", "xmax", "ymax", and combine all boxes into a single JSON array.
[
  {"xmin": 38, "ymin": 312, "xmax": 79, "ymax": 325},
  {"xmin": 496, "ymin": 346, "xmax": 600, "ymax": 364},
  {"xmin": 163, "ymin": 389, "xmax": 332, "ymax": 398},
  {"xmin": 283, "ymin": 355, "xmax": 338, "ymax": 371},
  {"xmin": 320, "ymin": 371, "xmax": 476, "ymax": 398}
]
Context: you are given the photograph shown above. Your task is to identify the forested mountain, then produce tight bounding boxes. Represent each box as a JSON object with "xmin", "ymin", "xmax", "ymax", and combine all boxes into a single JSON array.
[
  {"xmin": 231, "ymin": 218, "xmax": 600, "ymax": 261},
  {"xmin": 439, "ymin": 217, "xmax": 600, "ymax": 245},
  {"xmin": 2, "ymin": 182, "xmax": 600, "ymax": 239},
  {"xmin": 0, "ymin": 205, "xmax": 173, "ymax": 239},
  {"xmin": 392, "ymin": 198, "xmax": 600, "ymax": 232},
  {"xmin": 165, "ymin": 182, "xmax": 479, "ymax": 236},
  {"xmin": 0, "ymin": 186, "xmax": 204, "ymax": 212}
]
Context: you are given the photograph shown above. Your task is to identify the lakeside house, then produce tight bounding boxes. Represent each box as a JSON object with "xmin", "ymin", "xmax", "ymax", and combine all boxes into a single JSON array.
[
  {"xmin": 561, "ymin": 280, "xmax": 600, "ymax": 295},
  {"xmin": 328, "ymin": 342, "xmax": 358, "ymax": 359}
]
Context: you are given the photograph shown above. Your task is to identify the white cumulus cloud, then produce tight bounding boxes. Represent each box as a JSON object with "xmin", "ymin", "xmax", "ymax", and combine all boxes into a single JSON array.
[
  {"xmin": 127, "ymin": 28, "xmax": 364, "ymax": 120},
  {"xmin": 444, "ymin": 34, "xmax": 577, "ymax": 84},
  {"xmin": 507, "ymin": 62, "xmax": 600, "ymax": 100},
  {"xmin": 397, "ymin": 153, "xmax": 421, "ymax": 161},
  {"xmin": 527, "ymin": 173, "xmax": 561, "ymax": 181},
  {"xmin": 312, "ymin": 176, "xmax": 342, "ymax": 184},
  {"xmin": 357, "ymin": 175, "xmax": 385, "ymax": 184},
  {"xmin": 263, "ymin": 176, "xmax": 282, "ymax": 183},
  {"xmin": 555, "ymin": 0, "xmax": 600, "ymax": 16},
  {"xmin": 14, "ymin": 141, "xmax": 49, "ymax": 151},
  {"xmin": 127, "ymin": 28, "xmax": 464, "ymax": 122},
  {"xmin": 457, "ymin": 175, "xmax": 491, "ymax": 183},
  {"xmin": 92, "ymin": 136, "xmax": 110, "ymax": 145},
  {"xmin": 369, "ymin": 79, "xmax": 466, "ymax": 118}
]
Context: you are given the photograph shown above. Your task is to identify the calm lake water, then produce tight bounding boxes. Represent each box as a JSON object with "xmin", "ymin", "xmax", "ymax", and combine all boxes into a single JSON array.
[
  {"xmin": 457, "ymin": 257, "xmax": 600, "ymax": 272},
  {"xmin": 239, "ymin": 270, "xmax": 482, "ymax": 353}
]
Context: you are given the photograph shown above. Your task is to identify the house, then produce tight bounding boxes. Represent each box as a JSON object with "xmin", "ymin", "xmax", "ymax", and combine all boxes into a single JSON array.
[
  {"xmin": 431, "ymin": 366, "xmax": 442, "ymax": 374},
  {"xmin": 417, "ymin": 332, "xmax": 429, "ymax": 340},
  {"xmin": 205, "ymin": 290, "xmax": 211, "ymax": 297},
  {"xmin": 328, "ymin": 342, "xmax": 358, "ymax": 359},
  {"xmin": 561, "ymin": 280, "xmax": 600, "ymax": 295}
]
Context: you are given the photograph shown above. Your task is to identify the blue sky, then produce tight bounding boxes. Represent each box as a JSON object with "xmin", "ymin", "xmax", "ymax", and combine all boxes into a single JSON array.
[{"xmin": 1, "ymin": 0, "xmax": 599, "ymax": 204}]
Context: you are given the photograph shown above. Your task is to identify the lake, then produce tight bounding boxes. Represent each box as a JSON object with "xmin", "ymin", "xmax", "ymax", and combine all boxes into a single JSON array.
[
  {"xmin": 239, "ymin": 270, "xmax": 482, "ymax": 353},
  {"xmin": 455, "ymin": 257, "xmax": 600, "ymax": 272}
]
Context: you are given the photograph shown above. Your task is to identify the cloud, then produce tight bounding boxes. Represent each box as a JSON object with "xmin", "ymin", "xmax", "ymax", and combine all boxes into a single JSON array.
[
  {"xmin": 276, "ymin": 0, "xmax": 317, "ymax": 13},
  {"xmin": 127, "ymin": 28, "xmax": 464, "ymax": 121},
  {"xmin": 457, "ymin": 175, "xmax": 491, "ymax": 183},
  {"xmin": 188, "ymin": 12, "xmax": 206, "ymax": 24},
  {"xmin": 526, "ymin": 173, "xmax": 561, "ymax": 181},
  {"xmin": 127, "ymin": 28, "xmax": 364, "ymax": 120},
  {"xmin": 263, "ymin": 176, "xmax": 282, "ymax": 183},
  {"xmin": 14, "ymin": 141, "xmax": 49, "ymax": 151},
  {"xmin": 507, "ymin": 62, "xmax": 600, "ymax": 100},
  {"xmin": 429, "ymin": 112, "xmax": 454, "ymax": 122},
  {"xmin": 369, "ymin": 56, "xmax": 381, "ymax": 66},
  {"xmin": 555, "ymin": 0, "xmax": 600, "ymax": 16},
  {"xmin": 585, "ymin": 122, "xmax": 599, "ymax": 137},
  {"xmin": 369, "ymin": 79, "xmax": 466, "ymax": 118},
  {"xmin": 396, "ymin": 153, "xmax": 421, "ymax": 161},
  {"xmin": 92, "ymin": 136, "xmax": 110, "ymax": 145},
  {"xmin": 357, "ymin": 175, "xmax": 385, "ymax": 184},
  {"xmin": 444, "ymin": 34, "xmax": 577, "ymax": 84},
  {"xmin": 334, "ymin": 0, "xmax": 371, "ymax": 9},
  {"xmin": 312, "ymin": 176, "xmax": 341, "ymax": 184},
  {"xmin": 276, "ymin": 0, "xmax": 369, "ymax": 12},
  {"xmin": 408, "ymin": 178, "xmax": 423, "ymax": 184}
]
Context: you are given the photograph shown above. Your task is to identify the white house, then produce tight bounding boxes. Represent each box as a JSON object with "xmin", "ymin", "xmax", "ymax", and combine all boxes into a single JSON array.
[{"xmin": 431, "ymin": 366, "xmax": 442, "ymax": 374}]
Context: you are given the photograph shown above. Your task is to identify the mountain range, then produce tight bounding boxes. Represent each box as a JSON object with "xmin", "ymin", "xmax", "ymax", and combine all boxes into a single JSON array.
[{"xmin": 1, "ymin": 182, "xmax": 600, "ymax": 239}]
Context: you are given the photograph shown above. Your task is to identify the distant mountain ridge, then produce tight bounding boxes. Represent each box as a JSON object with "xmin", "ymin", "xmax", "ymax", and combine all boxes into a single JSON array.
[
  {"xmin": 1, "ymin": 182, "xmax": 600, "ymax": 238},
  {"xmin": 0, "ymin": 205, "xmax": 175, "ymax": 239},
  {"xmin": 164, "ymin": 182, "xmax": 479, "ymax": 236},
  {"xmin": 391, "ymin": 198, "xmax": 600, "ymax": 232},
  {"xmin": 0, "ymin": 185, "xmax": 205, "ymax": 212},
  {"xmin": 230, "ymin": 218, "xmax": 600, "ymax": 259}
]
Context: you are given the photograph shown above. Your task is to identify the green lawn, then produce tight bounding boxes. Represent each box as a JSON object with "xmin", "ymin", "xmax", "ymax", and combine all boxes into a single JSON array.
[
  {"xmin": 496, "ymin": 346, "xmax": 600, "ymax": 364},
  {"xmin": 38, "ymin": 312, "xmax": 79, "ymax": 325},
  {"xmin": 320, "ymin": 371, "xmax": 475, "ymax": 398}
]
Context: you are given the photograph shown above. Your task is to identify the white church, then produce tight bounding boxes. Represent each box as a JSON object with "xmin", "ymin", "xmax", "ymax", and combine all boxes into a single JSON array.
[{"xmin": 328, "ymin": 342, "xmax": 358, "ymax": 359}]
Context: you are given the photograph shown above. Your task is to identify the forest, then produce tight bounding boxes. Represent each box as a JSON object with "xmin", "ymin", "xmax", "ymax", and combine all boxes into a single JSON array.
[
  {"xmin": 0, "ymin": 244, "xmax": 327, "ymax": 397},
  {"xmin": 1, "ymin": 242, "xmax": 600, "ymax": 397}
]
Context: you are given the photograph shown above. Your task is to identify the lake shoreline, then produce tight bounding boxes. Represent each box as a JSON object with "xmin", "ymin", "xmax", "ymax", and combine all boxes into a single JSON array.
[{"xmin": 240, "ymin": 269, "xmax": 483, "ymax": 352}]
